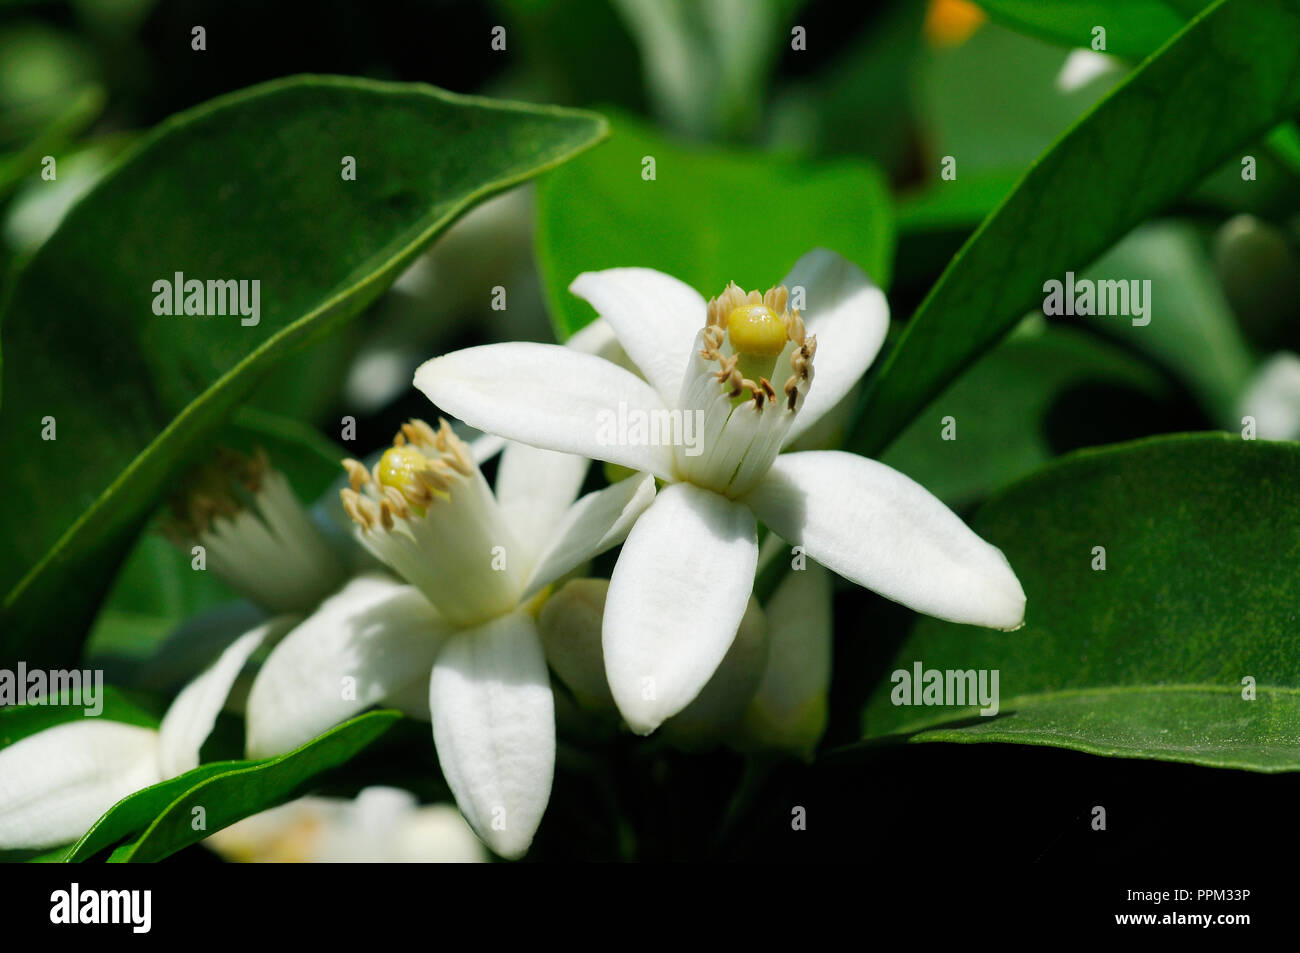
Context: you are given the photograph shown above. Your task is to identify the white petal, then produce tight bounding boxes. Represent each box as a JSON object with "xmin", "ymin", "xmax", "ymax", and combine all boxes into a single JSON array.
[
  {"xmin": 495, "ymin": 440, "xmax": 590, "ymax": 558},
  {"xmin": 246, "ymin": 575, "xmax": 449, "ymax": 757},
  {"xmin": 158, "ymin": 616, "xmax": 296, "ymax": 778},
  {"xmin": 395, "ymin": 804, "xmax": 491, "ymax": 862},
  {"xmin": 415, "ymin": 342, "xmax": 675, "ymax": 479},
  {"xmin": 570, "ymin": 267, "xmax": 706, "ymax": 401},
  {"xmin": 0, "ymin": 721, "xmax": 160, "ymax": 849},
  {"xmin": 741, "ymin": 560, "xmax": 833, "ymax": 758},
  {"xmin": 1056, "ymin": 48, "xmax": 1120, "ymax": 93},
  {"xmin": 603, "ymin": 482, "xmax": 758, "ymax": 734},
  {"xmin": 664, "ymin": 596, "xmax": 768, "ymax": 749},
  {"xmin": 744, "ymin": 451, "xmax": 1026, "ymax": 629},
  {"xmin": 780, "ymin": 249, "xmax": 889, "ymax": 445},
  {"xmin": 537, "ymin": 578, "xmax": 616, "ymax": 712},
  {"xmin": 429, "ymin": 610, "xmax": 555, "ymax": 860},
  {"xmin": 1238, "ymin": 351, "xmax": 1300, "ymax": 441},
  {"xmin": 564, "ymin": 315, "xmax": 622, "ymax": 360},
  {"xmin": 468, "ymin": 432, "xmax": 508, "ymax": 466},
  {"xmin": 522, "ymin": 471, "xmax": 657, "ymax": 598}
]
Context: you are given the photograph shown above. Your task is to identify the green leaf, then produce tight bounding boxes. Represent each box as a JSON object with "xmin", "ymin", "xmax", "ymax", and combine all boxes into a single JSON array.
[
  {"xmin": 974, "ymin": 0, "xmax": 1194, "ymax": 59},
  {"xmin": 849, "ymin": 0, "xmax": 1300, "ymax": 457},
  {"xmin": 536, "ymin": 112, "xmax": 894, "ymax": 340},
  {"xmin": 896, "ymin": 169, "xmax": 1023, "ymax": 235},
  {"xmin": 0, "ymin": 84, "xmax": 104, "ymax": 197},
  {"xmin": 0, "ymin": 686, "xmax": 159, "ymax": 751},
  {"xmin": 1077, "ymin": 221, "xmax": 1255, "ymax": 425},
  {"xmin": 919, "ymin": 22, "xmax": 1122, "ymax": 179},
  {"xmin": 860, "ymin": 434, "xmax": 1300, "ymax": 772},
  {"xmin": 75, "ymin": 710, "xmax": 403, "ymax": 863},
  {"xmin": 54, "ymin": 763, "xmax": 234, "ymax": 863},
  {"xmin": 878, "ymin": 323, "xmax": 1171, "ymax": 510},
  {"xmin": 0, "ymin": 76, "xmax": 606, "ymax": 667}
]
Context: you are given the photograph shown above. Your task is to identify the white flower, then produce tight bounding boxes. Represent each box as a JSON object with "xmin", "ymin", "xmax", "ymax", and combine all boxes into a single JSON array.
[
  {"xmin": 245, "ymin": 421, "xmax": 655, "ymax": 859},
  {"xmin": 538, "ymin": 548, "xmax": 833, "ymax": 757},
  {"xmin": 0, "ymin": 617, "xmax": 294, "ymax": 850},
  {"xmin": 164, "ymin": 448, "xmax": 345, "ymax": 615},
  {"xmin": 415, "ymin": 248, "xmax": 1026, "ymax": 735},
  {"xmin": 206, "ymin": 786, "xmax": 487, "ymax": 863}
]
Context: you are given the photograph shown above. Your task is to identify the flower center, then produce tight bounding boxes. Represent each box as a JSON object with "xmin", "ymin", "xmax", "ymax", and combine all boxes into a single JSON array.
[
  {"xmin": 726, "ymin": 304, "xmax": 788, "ymax": 357},
  {"xmin": 341, "ymin": 419, "xmax": 525, "ymax": 625},
  {"xmin": 164, "ymin": 448, "xmax": 344, "ymax": 614},
  {"xmin": 671, "ymin": 282, "xmax": 816, "ymax": 497}
]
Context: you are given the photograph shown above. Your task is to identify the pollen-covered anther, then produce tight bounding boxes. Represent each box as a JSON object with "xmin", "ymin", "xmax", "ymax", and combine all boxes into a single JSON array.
[
  {"xmin": 340, "ymin": 418, "xmax": 479, "ymax": 531},
  {"xmin": 340, "ymin": 487, "xmax": 376, "ymax": 530},
  {"xmin": 343, "ymin": 458, "xmax": 371, "ymax": 493}
]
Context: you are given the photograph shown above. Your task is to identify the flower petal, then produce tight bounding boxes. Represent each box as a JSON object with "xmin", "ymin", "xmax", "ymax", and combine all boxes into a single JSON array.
[
  {"xmin": 1238, "ymin": 351, "xmax": 1300, "ymax": 441},
  {"xmin": 395, "ymin": 804, "xmax": 491, "ymax": 862},
  {"xmin": 663, "ymin": 595, "xmax": 767, "ymax": 749},
  {"xmin": 780, "ymin": 249, "xmax": 889, "ymax": 445},
  {"xmin": 414, "ymin": 342, "xmax": 675, "ymax": 479},
  {"xmin": 565, "ymin": 315, "xmax": 623, "ymax": 361},
  {"xmin": 429, "ymin": 610, "xmax": 555, "ymax": 860},
  {"xmin": 741, "ymin": 559, "xmax": 833, "ymax": 758},
  {"xmin": 0, "ymin": 721, "xmax": 160, "ymax": 849},
  {"xmin": 495, "ymin": 440, "xmax": 590, "ymax": 559},
  {"xmin": 522, "ymin": 471, "xmax": 656, "ymax": 598},
  {"xmin": 246, "ymin": 575, "xmax": 450, "ymax": 757},
  {"xmin": 603, "ymin": 482, "xmax": 758, "ymax": 734},
  {"xmin": 158, "ymin": 616, "xmax": 296, "ymax": 778},
  {"xmin": 744, "ymin": 451, "xmax": 1026, "ymax": 629},
  {"xmin": 537, "ymin": 578, "xmax": 616, "ymax": 712},
  {"xmin": 570, "ymin": 267, "xmax": 706, "ymax": 401}
]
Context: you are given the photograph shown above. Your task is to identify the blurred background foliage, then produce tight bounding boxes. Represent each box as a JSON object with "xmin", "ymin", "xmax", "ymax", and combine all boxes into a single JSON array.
[{"xmin": 3, "ymin": 0, "xmax": 1300, "ymax": 860}]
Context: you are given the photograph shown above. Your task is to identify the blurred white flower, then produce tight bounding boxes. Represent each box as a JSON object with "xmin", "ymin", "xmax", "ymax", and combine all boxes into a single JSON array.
[
  {"xmin": 206, "ymin": 786, "xmax": 487, "ymax": 863},
  {"xmin": 1238, "ymin": 352, "xmax": 1300, "ymax": 441}
]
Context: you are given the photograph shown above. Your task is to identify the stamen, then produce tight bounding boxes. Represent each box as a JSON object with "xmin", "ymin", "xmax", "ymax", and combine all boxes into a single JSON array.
[
  {"xmin": 338, "ymin": 417, "xmax": 526, "ymax": 625},
  {"xmin": 343, "ymin": 458, "xmax": 371, "ymax": 492},
  {"xmin": 165, "ymin": 447, "xmax": 343, "ymax": 613},
  {"xmin": 677, "ymin": 278, "xmax": 820, "ymax": 497}
]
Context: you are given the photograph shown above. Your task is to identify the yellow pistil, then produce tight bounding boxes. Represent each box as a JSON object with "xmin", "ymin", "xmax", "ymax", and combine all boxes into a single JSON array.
[
  {"xmin": 702, "ymin": 281, "xmax": 814, "ymax": 411},
  {"xmin": 341, "ymin": 419, "xmax": 473, "ymax": 531},
  {"xmin": 726, "ymin": 304, "xmax": 788, "ymax": 357}
]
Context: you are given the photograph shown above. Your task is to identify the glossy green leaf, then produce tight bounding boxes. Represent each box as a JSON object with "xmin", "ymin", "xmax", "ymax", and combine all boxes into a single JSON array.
[
  {"xmin": 974, "ymin": 0, "xmax": 1195, "ymax": 59},
  {"xmin": 879, "ymin": 323, "xmax": 1171, "ymax": 510},
  {"xmin": 55, "ymin": 762, "xmax": 234, "ymax": 863},
  {"xmin": 536, "ymin": 113, "xmax": 893, "ymax": 340},
  {"xmin": 975, "ymin": 0, "xmax": 1300, "ymax": 185},
  {"xmin": 849, "ymin": 0, "xmax": 1300, "ymax": 457},
  {"xmin": 860, "ymin": 434, "xmax": 1300, "ymax": 772},
  {"xmin": 919, "ymin": 22, "xmax": 1122, "ymax": 179},
  {"xmin": 80, "ymin": 710, "xmax": 404, "ymax": 863},
  {"xmin": 1078, "ymin": 221, "xmax": 1255, "ymax": 426},
  {"xmin": 0, "ymin": 76, "xmax": 606, "ymax": 667}
]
